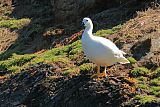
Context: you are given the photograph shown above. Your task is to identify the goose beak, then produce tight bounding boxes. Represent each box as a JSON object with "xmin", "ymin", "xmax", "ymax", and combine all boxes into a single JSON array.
[{"xmin": 82, "ymin": 22, "xmax": 85, "ymax": 26}]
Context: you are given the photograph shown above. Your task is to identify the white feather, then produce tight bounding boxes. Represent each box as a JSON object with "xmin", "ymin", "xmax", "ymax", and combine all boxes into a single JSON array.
[{"xmin": 82, "ymin": 17, "xmax": 130, "ymax": 66}]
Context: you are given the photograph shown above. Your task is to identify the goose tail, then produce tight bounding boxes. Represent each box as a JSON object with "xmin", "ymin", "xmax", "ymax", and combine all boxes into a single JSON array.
[
  {"xmin": 120, "ymin": 50, "xmax": 127, "ymax": 55},
  {"xmin": 119, "ymin": 57, "xmax": 130, "ymax": 64}
]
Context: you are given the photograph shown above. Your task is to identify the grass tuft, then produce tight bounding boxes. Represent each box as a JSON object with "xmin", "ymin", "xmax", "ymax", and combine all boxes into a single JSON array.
[
  {"xmin": 134, "ymin": 95, "xmax": 158, "ymax": 105},
  {"xmin": 127, "ymin": 57, "xmax": 137, "ymax": 64},
  {"xmin": 0, "ymin": 18, "xmax": 30, "ymax": 29},
  {"xmin": 152, "ymin": 68, "xmax": 160, "ymax": 78},
  {"xmin": 95, "ymin": 24, "xmax": 122, "ymax": 37},
  {"xmin": 0, "ymin": 54, "xmax": 36, "ymax": 73},
  {"xmin": 63, "ymin": 67, "xmax": 80, "ymax": 76},
  {"xmin": 79, "ymin": 63, "xmax": 96, "ymax": 72},
  {"xmin": 150, "ymin": 77, "xmax": 160, "ymax": 86},
  {"xmin": 130, "ymin": 67, "xmax": 150, "ymax": 77},
  {"xmin": 138, "ymin": 84, "xmax": 148, "ymax": 89}
]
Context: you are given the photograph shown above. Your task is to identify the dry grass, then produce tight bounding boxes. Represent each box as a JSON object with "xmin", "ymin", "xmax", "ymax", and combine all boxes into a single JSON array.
[
  {"xmin": 120, "ymin": 8, "xmax": 160, "ymax": 37},
  {"xmin": 0, "ymin": 28, "xmax": 18, "ymax": 51}
]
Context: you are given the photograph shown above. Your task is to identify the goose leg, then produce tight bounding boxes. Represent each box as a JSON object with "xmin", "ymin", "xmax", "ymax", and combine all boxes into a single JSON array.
[
  {"xmin": 91, "ymin": 65, "xmax": 100, "ymax": 78},
  {"xmin": 103, "ymin": 65, "xmax": 107, "ymax": 77},
  {"xmin": 99, "ymin": 64, "xmax": 107, "ymax": 77}
]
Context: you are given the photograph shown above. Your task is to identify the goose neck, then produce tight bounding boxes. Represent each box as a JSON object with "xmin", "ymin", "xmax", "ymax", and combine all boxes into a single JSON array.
[{"xmin": 84, "ymin": 26, "xmax": 93, "ymax": 35}]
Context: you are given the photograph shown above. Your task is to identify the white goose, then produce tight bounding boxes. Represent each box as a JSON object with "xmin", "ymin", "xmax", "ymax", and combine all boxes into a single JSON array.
[{"xmin": 81, "ymin": 17, "xmax": 130, "ymax": 78}]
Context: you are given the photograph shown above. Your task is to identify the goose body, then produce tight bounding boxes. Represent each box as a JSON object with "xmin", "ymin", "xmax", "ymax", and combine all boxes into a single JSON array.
[
  {"xmin": 82, "ymin": 31, "xmax": 129, "ymax": 66},
  {"xmin": 81, "ymin": 17, "xmax": 129, "ymax": 78}
]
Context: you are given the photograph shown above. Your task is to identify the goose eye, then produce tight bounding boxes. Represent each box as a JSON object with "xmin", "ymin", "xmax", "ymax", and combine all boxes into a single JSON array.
[{"xmin": 86, "ymin": 20, "xmax": 88, "ymax": 22}]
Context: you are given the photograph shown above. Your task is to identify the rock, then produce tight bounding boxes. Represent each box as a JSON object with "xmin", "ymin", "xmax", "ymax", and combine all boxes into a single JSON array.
[
  {"xmin": 131, "ymin": 38, "xmax": 151, "ymax": 60},
  {"xmin": 51, "ymin": 0, "xmax": 138, "ymax": 24}
]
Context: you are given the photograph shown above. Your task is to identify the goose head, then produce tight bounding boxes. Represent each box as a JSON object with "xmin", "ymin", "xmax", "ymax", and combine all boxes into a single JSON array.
[{"xmin": 82, "ymin": 17, "xmax": 93, "ymax": 31}]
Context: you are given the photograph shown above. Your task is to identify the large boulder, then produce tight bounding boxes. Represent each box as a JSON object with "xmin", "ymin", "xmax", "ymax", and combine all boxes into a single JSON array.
[
  {"xmin": 51, "ymin": 0, "xmax": 158, "ymax": 25},
  {"xmin": 51, "ymin": 0, "xmax": 132, "ymax": 24}
]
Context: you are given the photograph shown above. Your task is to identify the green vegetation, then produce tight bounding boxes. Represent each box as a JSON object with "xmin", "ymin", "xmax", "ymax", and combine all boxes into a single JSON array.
[
  {"xmin": 152, "ymin": 68, "xmax": 160, "ymax": 78},
  {"xmin": 0, "ymin": 40, "xmax": 83, "ymax": 75},
  {"xmin": 94, "ymin": 24, "xmax": 122, "ymax": 37},
  {"xmin": 63, "ymin": 67, "xmax": 80, "ymax": 76},
  {"xmin": 79, "ymin": 63, "xmax": 96, "ymax": 72},
  {"xmin": 150, "ymin": 77, "xmax": 160, "ymax": 86},
  {"xmin": 0, "ymin": 18, "xmax": 30, "ymax": 29},
  {"xmin": 137, "ymin": 76, "xmax": 148, "ymax": 81},
  {"xmin": 95, "ymin": 29, "xmax": 114, "ymax": 37},
  {"xmin": 0, "ymin": 50, "xmax": 20, "ymax": 60},
  {"xmin": 129, "ymin": 67, "xmax": 150, "ymax": 77},
  {"xmin": 134, "ymin": 95, "xmax": 159, "ymax": 105},
  {"xmin": 127, "ymin": 57, "xmax": 137, "ymax": 64},
  {"xmin": 135, "ymin": 77, "xmax": 160, "ymax": 102},
  {"xmin": 138, "ymin": 84, "xmax": 148, "ymax": 89},
  {"xmin": 150, "ymin": 86, "xmax": 160, "ymax": 96},
  {"xmin": 112, "ymin": 24, "xmax": 123, "ymax": 31},
  {"xmin": 0, "ymin": 54, "xmax": 35, "ymax": 72},
  {"xmin": 134, "ymin": 69, "xmax": 160, "ymax": 103}
]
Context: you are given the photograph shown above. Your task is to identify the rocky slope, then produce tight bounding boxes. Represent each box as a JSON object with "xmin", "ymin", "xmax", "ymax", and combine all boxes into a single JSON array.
[
  {"xmin": 0, "ymin": 63, "xmax": 136, "ymax": 107},
  {"xmin": 0, "ymin": 0, "xmax": 160, "ymax": 107}
]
